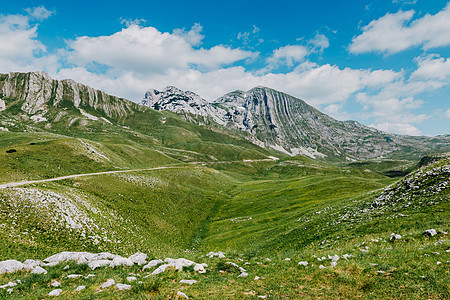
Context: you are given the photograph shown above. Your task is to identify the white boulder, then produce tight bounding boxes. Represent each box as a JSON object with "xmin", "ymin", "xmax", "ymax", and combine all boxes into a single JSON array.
[
  {"xmin": 194, "ymin": 263, "xmax": 208, "ymax": 273},
  {"xmin": 142, "ymin": 259, "xmax": 163, "ymax": 270},
  {"xmin": 0, "ymin": 260, "xmax": 29, "ymax": 274},
  {"xmin": 180, "ymin": 279, "xmax": 197, "ymax": 285},
  {"xmin": 87, "ymin": 260, "xmax": 111, "ymax": 270},
  {"xmin": 0, "ymin": 281, "xmax": 17, "ymax": 289},
  {"xmin": 128, "ymin": 252, "xmax": 148, "ymax": 265},
  {"xmin": 425, "ymin": 229, "xmax": 437, "ymax": 237},
  {"xmin": 116, "ymin": 283, "xmax": 131, "ymax": 290},
  {"xmin": 207, "ymin": 251, "xmax": 225, "ymax": 258},
  {"xmin": 100, "ymin": 279, "xmax": 115, "ymax": 289},
  {"xmin": 111, "ymin": 256, "xmax": 134, "ymax": 267},
  {"xmin": 31, "ymin": 266, "xmax": 47, "ymax": 274},
  {"xmin": 48, "ymin": 289, "xmax": 62, "ymax": 296},
  {"xmin": 51, "ymin": 281, "xmax": 61, "ymax": 287}
]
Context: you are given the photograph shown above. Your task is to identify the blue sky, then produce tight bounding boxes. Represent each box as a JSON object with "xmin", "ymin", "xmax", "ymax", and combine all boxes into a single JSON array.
[{"xmin": 1, "ymin": 0, "xmax": 449, "ymax": 136}]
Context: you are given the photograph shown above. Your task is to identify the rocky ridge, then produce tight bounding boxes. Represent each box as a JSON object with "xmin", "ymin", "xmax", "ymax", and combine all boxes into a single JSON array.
[
  {"xmin": 0, "ymin": 71, "xmax": 145, "ymax": 124},
  {"xmin": 142, "ymin": 86, "xmax": 449, "ymax": 160}
]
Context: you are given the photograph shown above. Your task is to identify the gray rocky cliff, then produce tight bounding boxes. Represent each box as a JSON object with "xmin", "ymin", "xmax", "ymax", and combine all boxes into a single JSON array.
[
  {"xmin": 141, "ymin": 86, "xmax": 444, "ymax": 159},
  {"xmin": 0, "ymin": 72, "xmax": 143, "ymax": 120}
]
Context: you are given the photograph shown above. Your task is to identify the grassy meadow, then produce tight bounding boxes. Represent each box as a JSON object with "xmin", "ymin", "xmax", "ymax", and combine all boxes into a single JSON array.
[{"xmin": 0, "ymin": 118, "xmax": 448, "ymax": 298}]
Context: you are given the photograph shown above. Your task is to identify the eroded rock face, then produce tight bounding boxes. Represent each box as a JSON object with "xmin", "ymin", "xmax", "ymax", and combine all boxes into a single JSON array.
[
  {"xmin": 0, "ymin": 260, "xmax": 29, "ymax": 274},
  {"xmin": 0, "ymin": 72, "xmax": 142, "ymax": 118},
  {"xmin": 141, "ymin": 86, "xmax": 438, "ymax": 160}
]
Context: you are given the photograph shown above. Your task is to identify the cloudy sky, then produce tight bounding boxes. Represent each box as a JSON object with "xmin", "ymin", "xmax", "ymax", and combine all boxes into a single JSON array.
[{"xmin": 1, "ymin": 0, "xmax": 449, "ymax": 136}]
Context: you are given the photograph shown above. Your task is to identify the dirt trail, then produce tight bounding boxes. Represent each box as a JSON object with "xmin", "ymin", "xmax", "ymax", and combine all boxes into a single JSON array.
[{"xmin": 0, "ymin": 158, "xmax": 277, "ymax": 189}]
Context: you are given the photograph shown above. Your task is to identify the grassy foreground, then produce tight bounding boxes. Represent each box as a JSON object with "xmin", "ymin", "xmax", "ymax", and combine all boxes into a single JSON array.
[{"xmin": 0, "ymin": 130, "xmax": 448, "ymax": 298}]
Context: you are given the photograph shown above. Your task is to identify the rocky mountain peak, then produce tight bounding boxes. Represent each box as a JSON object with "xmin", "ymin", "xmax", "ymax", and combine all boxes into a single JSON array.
[{"xmin": 140, "ymin": 85, "xmax": 435, "ymax": 160}]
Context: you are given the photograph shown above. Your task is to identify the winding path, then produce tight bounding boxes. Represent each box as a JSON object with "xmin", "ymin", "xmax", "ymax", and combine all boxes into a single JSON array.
[{"xmin": 0, "ymin": 158, "xmax": 277, "ymax": 189}]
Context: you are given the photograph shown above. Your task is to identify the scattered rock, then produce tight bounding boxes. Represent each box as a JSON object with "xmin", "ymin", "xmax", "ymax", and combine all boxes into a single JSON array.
[
  {"xmin": 0, "ymin": 260, "xmax": 29, "ymax": 274},
  {"xmin": 330, "ymin": 255, "xmax": 340, "ymax": 262},
  {"xmin": 177, "ymin": 291, "xmax": 189, "ymax": 299},
  {"xmin": 165, "ymin": 258, "xmax": 197, "ymax": 270},
  {"xmin": 48, "ymin": 289, "xmax": 62, "ymax": 296},
  {"xmin": 151, "ymin": 264, "xmax": 169, "ymax": 275},
  {"xmin": 23, "ymin": 259, "xmax": 43, "ymax": 268},
  {"xmin": 319, "ymin": 265, "xmax": 326, "ymax": 269},
  {"xmin": 0, "ymin": 281, "xmax": 17, "ymax": 289},
  {"xmin": 127, "ymin": 276, "xmax": 137, "ymax": 282},
  {"xmin": 180, "ymin": 279, "xmax": 197, "ymax": 285},
  {"xmin": 390, "ymin": 233, "xmax": 402, "ymax": 241},
  {"xmin": 111, "ymin": 256, "xmax": 134, "ymax": 267},
  {"xmin": 207, "ymin": 251, "xmax": 225, "ymax": 258},
  {"xmin": 76, "ymin": 286, "xmax": 85, "ymax": 291},
  {"xmin": 194, "ymin": 263, "xmax": 208, "ymax": 273},
  {"xmin": 100, "ymin": 279, "xmax": 115, "ymax": 289},
  {"xmin": 342, "ymin": 254, "xmax": 353, "ymax": 260},
  {"xmin": 116, "ymin": 283, "xmax": 131, "ymax": 290},
  {"xmin": 424, "ymin": 229, "xmax": 437, "ymax": 237},
  {"xmin": 285, "ymin": 258, "xmax": 291, "ymax": 261},
  {"xmin": 238, "ymin": 271, "xmax": 248, "ymax": 278},
  {"xmin": 298, "ymin": 261, "xmax": 308, "ymax": 266},
  {"xmin": 66, "ymin": 274, "xmax": 83, "ymax": 279},
  {"xmin": 87, "ymin": 260, "xmax": 111, "ymax": 270},
  {"xmin": 128, "ymin": 252, "xmax": 148, "ymax": 265},
  {"xmin": 142, "ymin": 259, "xmax": 163, "ymax": 270},
  {"xmin": 254, "ymin": 276, "xmax": 260, "ymax": 280},
  {"xmin": 51, "ymin": 281, "xmax": 61, "ymax": 287},
  {"xmin": 31, "ymin": 266, "xmax": 48, "ymax": 274}
]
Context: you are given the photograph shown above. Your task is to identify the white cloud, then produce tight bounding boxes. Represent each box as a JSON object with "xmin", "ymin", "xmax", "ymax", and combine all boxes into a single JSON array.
[
  {"xmin": 369, "ymin": 122, "xmax": 422, "ymax": 135},
  {"xmin": 237, "ymin": 25, "xmax": 261, "ymax": 46},
  {"xmin": 350, "ymin": 3, "xmax": 450, "ymax": 54},
  {"xmin": 0, "ymin": 13, "xmax": 46, "ymax": 62},
  {"xmin": 267, "ymin": 45, "xmax": 309, "ymax": 69},
  {"xmin": 0, "ymin": 8, "xmax": 448, "ymax": 136},
  {"xmin": 392, "ymin": 0, "xmax": 418, "ymax": 5},
  {"xmin": 412, "ymin": 54, "xmax": 450, "ymax": 80},
  {"xmin": 173, "ymin": 23, "xmax": 204, "ymax": 46},
  {"xmin": 66, "ymin": 24, "xmax": 255, "ymax": 74},
  {"xmin": 25, "ymin": 6, "xmax": 54, "ymax": 21},
  {"xmin": 308, "ymin": 33, "xmax": 329, "ymax": 52},
  {"xmin": 120, "ymin": 18, "xmax": 147, "ymax": 27},
  {"xmin": 446, "ymin": 108, "xmax": 450, "ymax": 118},
  {"xmin": 323, "ymin": 104, "xmax": 351, "ymax": 120}
]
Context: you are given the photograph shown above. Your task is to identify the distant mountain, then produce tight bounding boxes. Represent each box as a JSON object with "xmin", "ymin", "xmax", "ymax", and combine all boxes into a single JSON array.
[
  {"xmin": 141, "ymin": 86, "xmax": 450, "ymax": 160},
  {"xmin": 0, "ymin": 71, "xmax": 447, "ymax": 161},
  {"xmin": 0, "ymin": 72, "xmax": 273, "ymax": 162},
  {"xmin": 0, "ymin": 71, "xmax": 144, "ymax": 121}
]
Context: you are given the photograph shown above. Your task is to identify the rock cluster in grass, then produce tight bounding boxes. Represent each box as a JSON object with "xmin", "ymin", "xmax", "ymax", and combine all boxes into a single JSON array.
[{"xmin": 0, "ymin": 250, "xmax": 216, "ymax": 296}]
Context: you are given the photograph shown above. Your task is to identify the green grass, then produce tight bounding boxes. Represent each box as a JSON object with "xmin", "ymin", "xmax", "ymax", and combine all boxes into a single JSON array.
[{"xmin": 0, "ymin": 127, "xmax": 448, "ymax": 299}]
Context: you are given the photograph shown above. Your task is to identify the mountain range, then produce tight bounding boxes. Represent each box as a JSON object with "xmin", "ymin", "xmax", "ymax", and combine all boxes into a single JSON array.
[
  {"xmin": 142, "ymin": 85, "xmax": 449, "ymax": 160},
  {"xmin": 1, "ymin": 71, "xmax": 449, "ymax": 161}
]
